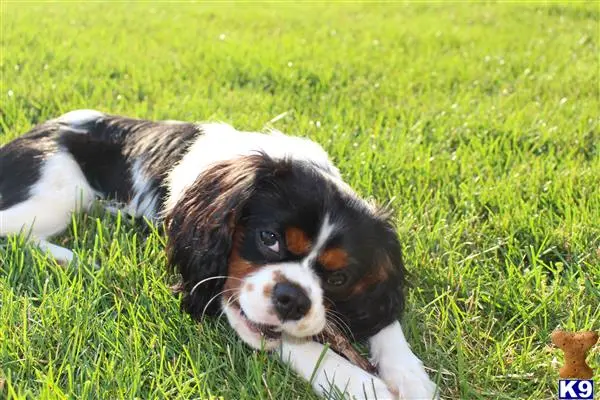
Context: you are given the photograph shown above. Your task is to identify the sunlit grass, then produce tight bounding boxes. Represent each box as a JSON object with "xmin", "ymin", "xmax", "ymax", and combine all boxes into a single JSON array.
[{"xmin": 1, "ymin": 2, "xmax": 599, "ymax": 399}]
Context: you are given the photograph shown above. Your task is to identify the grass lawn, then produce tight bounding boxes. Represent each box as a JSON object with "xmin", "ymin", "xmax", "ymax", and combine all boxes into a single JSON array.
[{"xmin": 1, "ymin": 2, "xmax": 599, "ymax": 399}]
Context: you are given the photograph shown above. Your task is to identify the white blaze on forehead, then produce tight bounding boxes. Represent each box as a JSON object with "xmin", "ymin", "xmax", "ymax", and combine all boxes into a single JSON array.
[{"xmin": 304, "ymin": 213, "xmax": 336, "ymax": 267}]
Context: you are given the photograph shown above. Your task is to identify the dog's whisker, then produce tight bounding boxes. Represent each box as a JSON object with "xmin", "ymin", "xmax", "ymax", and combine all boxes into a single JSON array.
[
  {"xmin": 215, "ymin": 293, "xmax": 242, "ymax": 325},
  {"xmin": 331, "ymin": 317, "xmax": 355, "ymax": 342},
  {"xmin": 189, "ymin": 275, "xmax": 243, "ymax": 297},
  {"xmin": 217, "ymin": 292, "xmax": 240, "ymax": 320},
  {"xmin": 200, "ymin": 288, "xmax": 239, "ymax": 320},
  {"xmin": 322, "ymin": 296, "xmax": 356, "ymax": 341},
  {"xmin": 325, "ymin": 311, "xmax": 355, "ymax": 342}
]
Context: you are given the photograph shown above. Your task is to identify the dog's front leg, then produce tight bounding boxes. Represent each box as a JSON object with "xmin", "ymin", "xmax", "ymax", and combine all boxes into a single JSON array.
[
  {"xmin": 279, "ymin": 336, "xmax": 394, "ymax": 399},
  {"xmin": 368, "ymin": 321, "xmax": 438, "ymax": 400}
]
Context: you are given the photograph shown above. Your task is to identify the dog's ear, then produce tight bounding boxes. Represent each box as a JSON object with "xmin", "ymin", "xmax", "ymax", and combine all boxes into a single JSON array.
[
  {"xmin": 333, "ymin": 215, "xmax": 407, "ymax": 341},
  {"xmin": 165, "ymin": 154, "xmax": 270, "ymax": 319}
]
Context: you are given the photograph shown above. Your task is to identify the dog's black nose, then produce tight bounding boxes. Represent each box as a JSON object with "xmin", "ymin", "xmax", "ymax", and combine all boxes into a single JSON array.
[{"xmin": 272, "ymin": 282, "xmax": 311, "ymax": 321}]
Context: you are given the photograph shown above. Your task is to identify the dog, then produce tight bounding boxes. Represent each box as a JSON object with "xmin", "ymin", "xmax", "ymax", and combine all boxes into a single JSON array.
[{"xmin": 0, "ymin": 110, "xmax": 437, "ymax": 399}]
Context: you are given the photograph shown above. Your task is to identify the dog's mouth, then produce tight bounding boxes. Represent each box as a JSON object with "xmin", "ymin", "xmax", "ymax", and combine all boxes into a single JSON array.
[{"xmin": 232, "ymin": 302, "xmax": 282, "ymax": 340}]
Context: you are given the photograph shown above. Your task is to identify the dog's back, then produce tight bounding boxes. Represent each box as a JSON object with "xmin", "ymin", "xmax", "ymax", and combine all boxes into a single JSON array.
[{"xmin": 0, "ymin": 110, "xmax": 201, "ymax": 262}]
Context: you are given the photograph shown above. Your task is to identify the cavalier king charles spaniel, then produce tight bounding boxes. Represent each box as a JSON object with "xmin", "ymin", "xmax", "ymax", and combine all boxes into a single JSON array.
[{"xmin": 1, "ymin": 110, "xmax": 437, "ymax": 399}]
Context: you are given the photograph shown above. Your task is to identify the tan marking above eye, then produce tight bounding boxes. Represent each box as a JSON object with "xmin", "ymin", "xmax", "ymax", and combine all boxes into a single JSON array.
[
  {"xmin": 318, "ymin": 248, "xmax": 349, "ymax": 271},
  {"xmin": 285, "ymin": 227, "xmax": 312, "ymax": 255}
]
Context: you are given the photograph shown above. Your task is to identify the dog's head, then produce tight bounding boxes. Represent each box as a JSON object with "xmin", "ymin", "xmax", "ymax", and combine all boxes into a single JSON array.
[{"xmin": 166, "ymin": 153, "xmax": 406, "ymax": 349}]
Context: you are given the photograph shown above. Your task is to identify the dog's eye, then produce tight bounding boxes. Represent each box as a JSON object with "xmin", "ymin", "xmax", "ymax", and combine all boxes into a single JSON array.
[
  {"xmin": 326, "ymin": 272, "xmax": 347, "ymax": 287},
  {"xmin": 259, "ymin": 230, "xmax": 280, "ymax": 253}
]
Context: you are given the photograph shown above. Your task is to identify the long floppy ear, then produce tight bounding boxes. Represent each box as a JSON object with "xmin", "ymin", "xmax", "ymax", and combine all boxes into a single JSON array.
[
  {"xmin": 333, "ymin": 215, "xmax": 407, "ymax": 341},
  {"xmin": 165, "ymin": 154, "xmax": 269, "ymax": 319}
]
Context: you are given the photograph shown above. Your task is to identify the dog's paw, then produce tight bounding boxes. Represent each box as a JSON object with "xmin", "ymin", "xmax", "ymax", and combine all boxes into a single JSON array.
[
  {"xmin": 380, "ymin": 362, "xmax": 438, "ymax": 400},
  {"xmin": 322, "ymin": 366, "xmax": 395, "ymax": 400},
  {"xmin": 347, "ymin": 373, "xmax": 394, "ymax": 400}
]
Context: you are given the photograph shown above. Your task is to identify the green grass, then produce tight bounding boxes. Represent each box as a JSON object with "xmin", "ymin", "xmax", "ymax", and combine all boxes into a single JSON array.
[{"xmin": 1, "ymin": 2, "xmax": 599, "ymax": 399}]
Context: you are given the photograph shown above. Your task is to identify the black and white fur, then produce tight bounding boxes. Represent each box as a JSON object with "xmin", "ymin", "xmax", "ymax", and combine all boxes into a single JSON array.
[{"xmin": 0, "ymin": 110, "xmax": 437, "ymax": 399}]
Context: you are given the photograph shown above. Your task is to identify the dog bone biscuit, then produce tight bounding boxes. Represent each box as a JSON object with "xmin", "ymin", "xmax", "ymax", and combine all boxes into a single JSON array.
[{"xmin": 551, "ymin": 330, "xmax": 598, "ymax": 379}]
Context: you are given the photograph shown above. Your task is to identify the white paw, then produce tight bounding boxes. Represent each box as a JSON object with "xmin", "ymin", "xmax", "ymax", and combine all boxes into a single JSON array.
[
  {"xmin": 380, "ymin": 363, "xmax": 437, "ymax": 400},
  {"xmin": 368, "ymin": 322, "xmax": 438, "ymax": 400},
  {"xmin": 322, "ymin": 367, "xmax": 395, "ymax": 400},
  {"xmin": 36, "ymin": 239, "xmax": 76, "ymax": 265}
]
